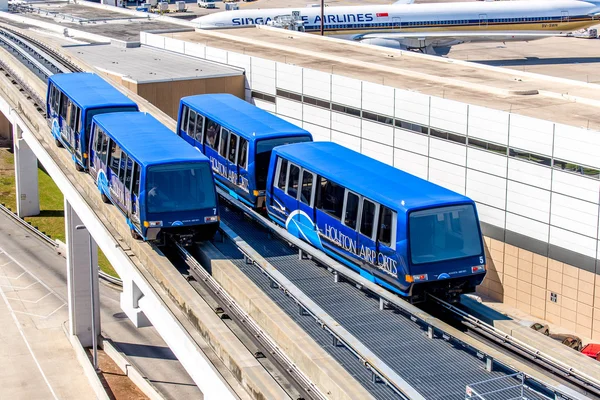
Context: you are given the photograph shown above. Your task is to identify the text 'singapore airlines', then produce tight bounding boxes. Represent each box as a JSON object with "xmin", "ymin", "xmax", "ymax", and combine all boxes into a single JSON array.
[{"xmin": 193, "ymin": 0, "xmax": 600, "ymax": 53}]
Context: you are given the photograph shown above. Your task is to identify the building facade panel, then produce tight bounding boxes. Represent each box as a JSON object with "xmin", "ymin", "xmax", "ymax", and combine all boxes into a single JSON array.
[
  {"xmin": 394, "ymin": 89, "xmax": 429, "ymax": 126},
  {"xmin": 361, "ymin": 120, "xmax": 393, "ymax": 146},
  {"xmin": 362, "ymin": 81, "xmax": 394, "ymax": 117},
  {"xmin": 429, "ymin": 138, "xmax": 466, "ymax": 167},
  {"xmin": 508, "ymin": 114, "xmax": 554, "ymax": 156},
  {"xmin": 276, "ymin": 62, "xmax": 303, "ymax": 94},
  {"xmin": 303, "ymin": 104, "xmax": 331, "ymax": 129},
  {"xmin": 331, "ymin": 112, "xmax": 361, "ymax": 137},
  {"xmin": 429, "ymin": 158, "xmax": 466, "ymax": 195},
  {"xmin": 394, "ymin": 128, "xmax": 428, "ymax": 156},
  {"xmin": 393, "ymin": 148, "xmax": 428, "ymax": 180},
  {"xmin": 466, "ymin": 147, "xmax": 508, "ymax": 178},
  {"xmin": 331, "ymin": 74, "xmax": 362, "ymax": 108},
  {"xmin": 429, "ymin": 97, "xmax": 468, "ymax": 135},
  {"xmin": 303, "ymin": 68, "xmax": 331, "ymax": 101},
  {"xmin": 251, "ymin": 57, "xmax": 276, "ymax": 95},
  {"xmin": 467, "ymin": 104, "xmax": 509, "ymax": 145}
]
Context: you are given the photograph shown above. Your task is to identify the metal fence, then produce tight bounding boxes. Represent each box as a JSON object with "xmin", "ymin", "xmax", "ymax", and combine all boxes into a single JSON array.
[{"xmin": 466, "ymin": 373, "xmax": 552, "ymax": 400}]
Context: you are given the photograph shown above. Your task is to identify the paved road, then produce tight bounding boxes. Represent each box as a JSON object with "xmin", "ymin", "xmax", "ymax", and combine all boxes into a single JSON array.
[{"xmin": 0, "ymin": 211, "xmax": 202, "ymax": 400}]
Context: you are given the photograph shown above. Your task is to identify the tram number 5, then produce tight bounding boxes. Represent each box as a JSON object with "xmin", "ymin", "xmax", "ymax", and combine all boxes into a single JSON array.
[{"xmin": 479, "ymin": 256, "xmax": 484, "ymax": 264}]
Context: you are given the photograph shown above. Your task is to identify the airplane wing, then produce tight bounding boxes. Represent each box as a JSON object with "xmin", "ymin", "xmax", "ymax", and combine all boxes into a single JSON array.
[
  {"xmin": 352, "ymin": 30, "xmax": 567, "ymax": 51},
  {"xmin": 355, "ymin": 31, "xmax": 566, "ymax": 41}
]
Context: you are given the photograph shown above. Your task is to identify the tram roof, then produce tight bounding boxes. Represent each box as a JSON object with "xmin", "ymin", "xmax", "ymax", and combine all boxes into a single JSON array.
[
  {"xmin": 49, "ymin": 73, "xmax": 138, "ymax": 111},
  {"xmin": 93, "ymin": 112, "xmax": 210, "ymax": 167},
  {"xmin": 181, "ymin": 94, "xmax": 312, "ymax": 141},
  {"xmin": 273, "ymin": 141, "xmax": 473, "ymax": 212}
]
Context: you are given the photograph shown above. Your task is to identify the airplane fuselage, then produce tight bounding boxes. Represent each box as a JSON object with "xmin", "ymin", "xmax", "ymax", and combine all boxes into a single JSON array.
[{"xmin": 193, "ymin": 0, "xmax": 600, "ymax": 38}]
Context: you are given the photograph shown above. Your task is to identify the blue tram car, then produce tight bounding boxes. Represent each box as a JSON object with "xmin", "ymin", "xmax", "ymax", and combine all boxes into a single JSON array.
[
  {"xmin": 46, "ymin": 73, "xmax": 138, "ymax": 171},
  {"xmin": 266, "ymin": 142, "xmax": 486, "ymax": 302},
  {"xmin": 177, "ymin": 94, "xmax": 312, "ymax": 208},
  {"xmin": 88, "ymin": 112, "xmax": 220, "ymax": 244}
]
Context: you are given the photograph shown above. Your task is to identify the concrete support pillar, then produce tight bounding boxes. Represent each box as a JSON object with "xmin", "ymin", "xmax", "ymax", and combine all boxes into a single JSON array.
[
  {"xmin": 120, "ymin": 278, "xmax": 151, "ymax": 328},
  {"xmin": 13, "ymin": 124, "xmax": 40, "ymax": 217},
  {"xmin": 0, "ymin": 111, "xmax": 11, "ymax": 147},
  {"xmin": 65, "ymin": 199, "xmax": 101, "ymax": 347}
]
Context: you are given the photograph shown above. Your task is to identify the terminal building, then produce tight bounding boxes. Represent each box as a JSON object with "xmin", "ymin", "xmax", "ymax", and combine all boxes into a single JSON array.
[{"xmin": 139, "ymin": 28, "xmax": 600, "ymax": 341}]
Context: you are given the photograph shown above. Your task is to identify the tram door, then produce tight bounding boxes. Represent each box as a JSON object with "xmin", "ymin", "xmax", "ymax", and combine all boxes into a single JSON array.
[
  {"xmin": 270, "ymin": 158, "xmax": 291, "ymax": 220},
  {"xmin": 376, "ymin": 206, "xmax": 401, "ymax": 283},
  {"xmin": 314, "ymin": 183, "xmax": 359, "ymax": 263},
  {"xmin": 297, "ymin": 169, "xmax": 316, "ymax": 224},
  {"xmin": 357, "ymin": 198, "xmax": 379, "ymax": 274}
]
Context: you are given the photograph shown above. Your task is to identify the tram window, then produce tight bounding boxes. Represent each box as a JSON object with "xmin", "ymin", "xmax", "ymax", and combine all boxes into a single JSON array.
[
  {"xmin": 194, "ymin": 115, "xmax": 204, "ymax": 143},
  {"xmin": 74, "ymin": 107, "xmax": 81, "ymax": 132},
  {"xmin": 187, "ymin": 110, "xmax": 197, "ymax": 138},
  {"xmin": 276, "ymin": 158, "xmax": 288, "ymax": 190},
  {"xmin": 65, "ymin": 100, "xmax": 73, "ymax": 125},
  {"xmin": 53, "ymin": 88, "xmax": 60, "ymax": 112},
  {"xmin": 238, "ymin": 138, "xmax": 248, "ymax": 170},
  {"xmin": 131, "ymin": 163, "xmax": 140, "ymax": 197},
  {"xmin": 124, "ymin": 156, "xmax": 134, "ymax": 188},
  {"xmin": 205, "ymin": 119, "xmax": 221, "ymax": 149},
  {"xmin": 180, "ymin": 105, "xmax": 189, "ymax": 133},
  {"xmin": 300, "ymin": 170, "xmax": 314, "ymax": 206},
  {"xmin": 59, "ymin": 94, "xmax": 69, "ymax": 119},
  {"xmin": 360, "ymin": 199, "xmax": 376, "ymax": 238},
  {"xmin": 228, "ymin": 133, "xmax": 239, "ymax": 163},
  {"xmin": 219, "ymin": 128, "xmax": 230, "ymax": 158},
  {"xmin": 95, "ymin": 129, "xmax": 109, "ymax": 164},
  {"xmin": 118, "ymin": 153, "xmax": 127, "ymax": 184},
  {"xmin": 317, "ymin": 178, "xmax": 344, "ymax": 220},
  {"xmin": 287, "ymin": 164, "xmax": 300, "ymax": 198},
  {"xmin": 93, "ymin": 127, "xmax": 101, "ymax": 153},
  {"xmin": 378, "ymin": 206, "xmax": 396, "ymax": 248},
  {"xmin": 344, "ymin": 191, "xmax": 359, "ymax": 229},
  {"xmin": 109, "ymin": 141, "xmax": 122, "ymax": 176}
]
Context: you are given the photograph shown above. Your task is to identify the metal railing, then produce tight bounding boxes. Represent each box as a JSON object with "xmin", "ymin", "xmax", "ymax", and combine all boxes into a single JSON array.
[{"xmin": 431, "ymin": 295, "xmax": 600, "ymax": 397}]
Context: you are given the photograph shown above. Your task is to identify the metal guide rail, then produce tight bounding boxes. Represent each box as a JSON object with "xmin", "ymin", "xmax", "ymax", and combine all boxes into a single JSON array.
[
  {"xmin": 0, "ymin": 24, "xmax": 82, "ymax": 74},
  {"xmin": 173, "ymin": 242, "xmax": 327, "ymax": 400},
  {"xmin": 0, "ymin": 27, "xmax": 71, "ymax": 78},
  {"xmin": 213, "ymin": 188, "xmax": 583, "ymax": 400},
  {"xmin": 0, "ymin": 28, "xmax": 54, "ymax": 80},
  {"xmin": 430, "ymin": 295, "xmax": 600, "ymax": 397}
]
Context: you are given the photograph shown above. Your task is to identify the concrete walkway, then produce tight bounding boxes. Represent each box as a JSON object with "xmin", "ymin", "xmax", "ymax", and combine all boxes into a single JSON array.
[{"xmin": 0, "ymin": 245, "xmax": 96, "ymax": 399}]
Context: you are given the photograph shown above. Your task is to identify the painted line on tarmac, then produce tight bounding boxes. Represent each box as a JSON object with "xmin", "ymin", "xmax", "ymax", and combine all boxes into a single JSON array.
[{"xmin": 0, "ymin": 246, "xmax": 60, "ymax": 400}]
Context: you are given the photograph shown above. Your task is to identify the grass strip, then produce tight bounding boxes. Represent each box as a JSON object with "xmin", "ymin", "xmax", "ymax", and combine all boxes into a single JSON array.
[{"xmin": 0, "ymin": 148, "xmax": 118, "ymax": 278}]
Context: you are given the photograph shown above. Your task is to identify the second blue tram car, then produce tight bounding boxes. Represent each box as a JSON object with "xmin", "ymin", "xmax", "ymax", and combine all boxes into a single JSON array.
[
  {"xmin": 88, "ymin": 112, "xmax": 220, "ymax": 244},
  {"xmin": 177, "ymin": 94, "xmax": 312, "ymax": 208},
  {"xmin": 46, "ymin": 73, "xmax": 138, "ymax": 171},
  {"xmin": 266, "ymin": 142, "xmax": 486, "ymax": 302}
]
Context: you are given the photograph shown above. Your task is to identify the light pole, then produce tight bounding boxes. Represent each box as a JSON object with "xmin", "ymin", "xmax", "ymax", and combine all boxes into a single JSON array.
[
  {"xmin": 75, "ymin": 224, "xmax": 98, "ymax": 372},
  {"xmin": 320, "ymin": 0, "xmax": 324, "ymax": 36}
]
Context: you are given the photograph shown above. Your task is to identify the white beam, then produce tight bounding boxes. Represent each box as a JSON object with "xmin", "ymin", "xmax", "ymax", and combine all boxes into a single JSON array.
[{"xmin": 65, "ymin": 199, "xmax": 100, "ymax": 348}]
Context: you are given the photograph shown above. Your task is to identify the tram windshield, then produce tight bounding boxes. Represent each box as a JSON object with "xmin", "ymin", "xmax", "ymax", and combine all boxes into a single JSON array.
[
  {"xmin": 255, "ymin": 136, "xmax": 311, "ymax": 190},
  {"xmin": 409, "ymin": 204, "xmax": 482, "ymax": 265},
  {"xmin": 146, "ymin": 163, "xmax": 216, "ymax": 213}
]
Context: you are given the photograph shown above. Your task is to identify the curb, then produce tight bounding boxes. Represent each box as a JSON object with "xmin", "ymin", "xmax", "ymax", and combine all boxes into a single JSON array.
[
  {"xmin": 102, "ymin": 338, "xmax": 166, "ymax": 400},
  {"xmin": 61, "ymin": 321, "xmax": 111, "ymax": 400}
]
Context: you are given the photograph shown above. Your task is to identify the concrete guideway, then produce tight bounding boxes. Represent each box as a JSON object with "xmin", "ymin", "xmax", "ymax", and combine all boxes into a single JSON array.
[
  {"xmin": 0, "ymin": 53, "xmax": 261, "ymax": 400},
  {"xmin": 0, "ymin": 32, "xmax": 335, "ymax": 399}
]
